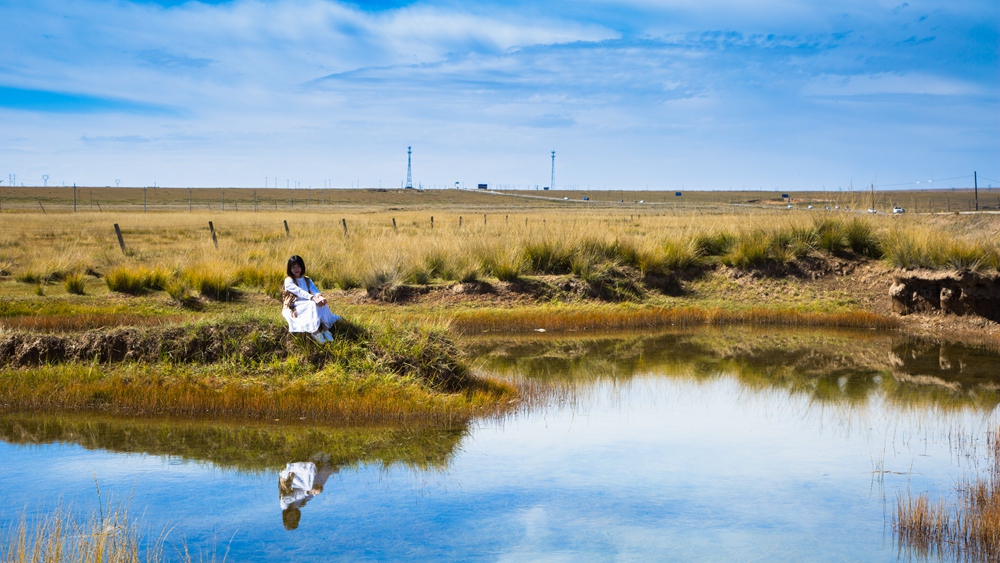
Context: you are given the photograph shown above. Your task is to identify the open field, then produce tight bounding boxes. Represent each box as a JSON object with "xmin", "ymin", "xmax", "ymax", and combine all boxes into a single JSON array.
[
  {"xmin": 0, "ymin": 186, "xmax": 997, "ymax": 213},
  {"xmin": 1, "ymin": 191, "xmax": 998, "ymax": 421}
]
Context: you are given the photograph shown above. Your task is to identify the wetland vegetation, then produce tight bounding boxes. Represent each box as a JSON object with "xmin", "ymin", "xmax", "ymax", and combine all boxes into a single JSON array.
[{"xmin": 1, "ymin": 189, "xmax": 998, "ymax": 561}]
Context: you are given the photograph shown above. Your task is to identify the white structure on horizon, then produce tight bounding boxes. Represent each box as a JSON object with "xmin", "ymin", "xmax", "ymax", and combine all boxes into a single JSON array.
[
  {"xmin": 550, "ymin": 151, "xmax": 556, "ymax": 191},
  {"xmin": 405, "ymin": 146, "xmax": 413, "ymax": 189}
]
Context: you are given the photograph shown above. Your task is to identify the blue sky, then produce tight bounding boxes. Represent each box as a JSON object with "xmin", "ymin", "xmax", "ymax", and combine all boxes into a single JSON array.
[{"xmin": 0, "ymin": 0, "xmax": 996, "ymax": 189}]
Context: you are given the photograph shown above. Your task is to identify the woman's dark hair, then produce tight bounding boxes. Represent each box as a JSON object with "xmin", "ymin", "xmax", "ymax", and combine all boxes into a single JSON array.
[{"xmin": 286, "ymin": 255, "xmax": 306, "ymax": 278}]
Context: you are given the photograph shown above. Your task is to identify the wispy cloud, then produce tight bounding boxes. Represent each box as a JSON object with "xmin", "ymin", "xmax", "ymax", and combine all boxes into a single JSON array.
[{"xmin": 0, "ymin": 0, "xmax": 994, "ymax": 188}]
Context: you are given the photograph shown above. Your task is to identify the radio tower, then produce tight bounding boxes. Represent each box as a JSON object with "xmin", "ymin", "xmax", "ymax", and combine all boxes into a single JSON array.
[
  {"xmin": 550, "ymin": 151, "xmax": 556, "ymax": 190},
  {"xmin": 405, "ymin": 146, "xmax": 413, "ymax": 189}
]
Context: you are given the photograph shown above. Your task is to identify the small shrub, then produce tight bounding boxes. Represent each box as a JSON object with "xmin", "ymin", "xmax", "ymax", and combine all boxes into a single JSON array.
[
  {"xmin": 771, "ymin": 226, "xmax": 815, "ymax": 261},
  {"xmin": 845, "ymin": 218, "xmax": 881, "ymax": 258},
  {"xmin": 364, "ymin": 266, "xmax": 404, "ymax": 300},
  {"xmin": 424, "ymin": 252, "xmax": 450, "ymax": 278},
  {"xmin": 882, "ymin": 231, "xmax": 931, "ymax": 269},
  {"xmin": 934, "ymin": 240, "xmax": 988, "ymax": 271},
  {"xmin": 64, "ymin": 272, "xmax": 86, "ymax": 295},
  {"xmin": 165, "ymin": 279, "xmax": 191, "ymax": 302},
  {"xmin": 141, "ymin": 267, "xmax": 170, "ymax": 290},
  {"xmin": 457, "ymin": 264, "xmax": 481, "ymax": 284},
  {"xmin": 522, "ymin": 240, "xmax": 574, "ymax": 274},
  {"xmin": 236, "ymin": 264, "xmax": 284, "ymax": 288},
  {"xmin": 329, "ymin": 270, "xmax": 362, "ymax": 290},
  {"xmin": 814, "ymin": 219, "xmax": 849, "ymax": 255},
  {"xmin": 34, "ymin": 283, "xmax": 45, "ymax": 296},
  {"xmin": 722, "ymin": 231, "xmax": 771, "ymax": 269},
  {"xmin": 406, "ymin": 264, "xmax": 434, "ymax": 285},
  {"xmin": 15, "ymin": 271, "xmax": 42, "ymax": 284},
  {"xmin": 480, "ymin": 251, "xmax": 524, "ymax": 282},
  {"xmin": 185, "ymin": 266, "xmax": 237, "ymax": 300},
  {"xmin": 105, "ymin": 266, "xmax": 147, "ymax": 295},
  {"xmin": 690, "ymin": 232, "xmax": 733, "ymax": 257},
  {"xmin": 660, "ymin": 241, "xmax": 700, "ymax": 271}
]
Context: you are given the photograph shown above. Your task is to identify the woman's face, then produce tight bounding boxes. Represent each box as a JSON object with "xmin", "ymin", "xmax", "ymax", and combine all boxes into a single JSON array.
[{"xmin": 290, "ymin": 263, "xmax": 302, "ymax": 277}]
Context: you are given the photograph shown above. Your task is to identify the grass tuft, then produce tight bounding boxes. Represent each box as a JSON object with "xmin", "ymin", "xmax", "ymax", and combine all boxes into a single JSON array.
[
  {"xmin": 894, "ymin": 428, "xmax": 1000, "ymax": 562},
  {"xmin": 63, "ymin": 272, "xmax": 86, "ymax": 295}
]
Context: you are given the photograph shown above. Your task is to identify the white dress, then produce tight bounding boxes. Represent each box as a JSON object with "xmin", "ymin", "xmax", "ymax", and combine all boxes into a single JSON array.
[
  {"xmin": 279, "ymin": 461, "xmax": 317, "ymax": 511},
  {"xmin": 282, "ymin": 277, "xmax": 341, "ymax": 333}
]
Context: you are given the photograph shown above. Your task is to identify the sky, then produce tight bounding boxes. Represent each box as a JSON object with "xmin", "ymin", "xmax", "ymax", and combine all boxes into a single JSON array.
[{"xmin": 0, "ymin": 0, "xmax": 997, "ymax": 190}]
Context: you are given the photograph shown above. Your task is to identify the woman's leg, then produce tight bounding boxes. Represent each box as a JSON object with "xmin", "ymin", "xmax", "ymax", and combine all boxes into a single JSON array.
[{"xmin": 317, "ymin": 305, "xmax": 341, "ymax": 330}]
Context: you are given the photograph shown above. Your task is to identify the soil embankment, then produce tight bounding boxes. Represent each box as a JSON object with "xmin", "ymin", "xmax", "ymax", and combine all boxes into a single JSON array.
[{"xmin": 890, "ymin": 270, "xmax": 1000, "ymax": 322}]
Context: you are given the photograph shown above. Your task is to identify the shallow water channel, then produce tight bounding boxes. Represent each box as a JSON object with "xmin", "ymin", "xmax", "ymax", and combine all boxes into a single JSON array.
[{"xmin": 2, "ymin": 327, "xmax": 999, "ymax": 561}]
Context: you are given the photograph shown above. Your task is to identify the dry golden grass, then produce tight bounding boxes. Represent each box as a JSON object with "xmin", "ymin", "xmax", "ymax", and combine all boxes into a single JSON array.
[
  {"xmin": 2, "ymin": 501, "xmax": 159, "ymax": 563},
  {"xmin": 444, "ymin": 305, "xmax": 899, "ymax": 334},
  {"xmin": 894, "ymin": 428, "xmax": 1000, "ymax": 562},
  {"xmin": 1, "ymin": 206, "xmax": 996, "ymax": 295}
]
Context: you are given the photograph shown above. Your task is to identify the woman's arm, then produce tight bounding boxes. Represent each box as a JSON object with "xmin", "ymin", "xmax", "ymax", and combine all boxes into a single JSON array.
[
  {"xmin": 284, "ymin": 277, "xmax": 314, "ymax": 300},
  {"xmin": 307, "ymin": 278, "xmax": 328, "ymax": 306},
  {"xmin": 307, "ymin": 278, "xmax": 322, "ymax": 296}
]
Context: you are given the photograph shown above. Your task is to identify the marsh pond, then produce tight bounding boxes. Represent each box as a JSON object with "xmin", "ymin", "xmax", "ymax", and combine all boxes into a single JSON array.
[{"xmin": 2, "ymin": 327, "xmax": 999, "ymax": 561}]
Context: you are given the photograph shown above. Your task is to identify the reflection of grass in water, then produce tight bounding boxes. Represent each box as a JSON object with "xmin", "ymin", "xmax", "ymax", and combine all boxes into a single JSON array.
[
  {"xmin": 0, "ymin": 413, "xmax": 466, "ymax": 473},
  {"xmin": 464, "ymin": 328, "xmax": 1000, "ymax": 412},
  {"xmin": 894, "ymin": 428, "xmax": 1000, "ymax": 562}
]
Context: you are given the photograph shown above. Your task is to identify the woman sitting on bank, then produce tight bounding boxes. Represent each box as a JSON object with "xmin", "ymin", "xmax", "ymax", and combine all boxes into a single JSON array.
[{"xmin": 282, "ymin": 255, "xmax": 340, "ymax": 343}]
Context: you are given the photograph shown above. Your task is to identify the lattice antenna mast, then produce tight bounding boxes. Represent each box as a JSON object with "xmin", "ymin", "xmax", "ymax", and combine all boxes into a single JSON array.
[
  {"xmin": 550, "ymin": 151, "xmax": 556, "ymax": 191},
  {"xmin": 406, "ymin": 146, "xmax": 413, "ymax": 189}
]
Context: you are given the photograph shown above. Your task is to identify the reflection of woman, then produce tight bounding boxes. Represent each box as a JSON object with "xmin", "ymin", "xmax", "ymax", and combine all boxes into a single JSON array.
[
  {"xmin": 282, "ymin": 255, "xmax": 340, "ymax": 344},
  {"xmin": 279, "ymin": 458, "xmax": 338, "ymax": 530}
]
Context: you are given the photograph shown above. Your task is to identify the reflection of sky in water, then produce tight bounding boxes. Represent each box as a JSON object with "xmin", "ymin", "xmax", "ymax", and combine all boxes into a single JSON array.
[{"xmin": 2, "ymin": 375, "xmax": 997, "ymax": 561}]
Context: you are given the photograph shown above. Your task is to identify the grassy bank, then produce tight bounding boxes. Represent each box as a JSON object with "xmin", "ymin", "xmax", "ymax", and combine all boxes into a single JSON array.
[
  {"xmin": 1, "ymin": 210, "xmax": 997, "ymax": 301},
  {"xmin": 0, "ymin": 314, "xmax": 514, "ymax": 424}
]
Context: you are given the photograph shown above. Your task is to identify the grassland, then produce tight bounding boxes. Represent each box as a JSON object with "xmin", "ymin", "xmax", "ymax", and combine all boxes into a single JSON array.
[{"xmin": 0, "ymin": 188, "xmax": 998, "ymax": 421}]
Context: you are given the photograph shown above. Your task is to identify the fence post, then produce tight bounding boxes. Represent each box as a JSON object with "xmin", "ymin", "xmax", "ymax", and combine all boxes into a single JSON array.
[
  {"xmin": 209, "ymin": 221, "xmax": 218, "ymax": 248},
  {"xmin": 484, "ymin": 214, "xmax": 487, "ymax": 225},
  {"xmin": 38, "ymin": 202, "xmax": 45, "ymax": 214},
  {"xmin": 283, "ymin": 220, "xmax": 290, "ymax": 237},
  {"xmin": 392, "ymin": 217, "xmax": 397, "ymax": 232},
  {"xmin": 114, "ymin": 224, "xmax": 126, "ymax": 254},
  {"xmin": 341, "ymin": 218, "xmax": 348, "ymax": 237},
  {"xmin": 430, "ymin": 216, "xmax": 434, "ymax": 229},
  {"xmin": 459, "ymin": 216, "xmax": 463, "ymax": 228}
]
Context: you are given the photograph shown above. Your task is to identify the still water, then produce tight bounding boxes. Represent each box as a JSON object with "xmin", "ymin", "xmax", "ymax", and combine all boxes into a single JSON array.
[{"xmin": 1, "ymin": 328, "xmax": 998, "ymax": 561}]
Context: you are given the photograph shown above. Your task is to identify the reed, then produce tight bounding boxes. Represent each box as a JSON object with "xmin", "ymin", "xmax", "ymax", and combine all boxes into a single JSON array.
[
  {"xmin": 2, "ymin": 501, "xmax": 160, "ymax": 563},
  {"xmin": 894, "ymin": 428, "xmax": 1000, "ymax": 562}
]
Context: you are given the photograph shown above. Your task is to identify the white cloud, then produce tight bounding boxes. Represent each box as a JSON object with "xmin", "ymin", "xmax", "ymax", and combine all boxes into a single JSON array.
[{"xmin": 803, "ymin": 73, "xmax": 981, "ymax": 97}]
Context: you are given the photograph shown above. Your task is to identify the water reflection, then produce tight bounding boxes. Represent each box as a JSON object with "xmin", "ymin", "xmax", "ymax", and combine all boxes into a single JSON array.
[
  {"xmin": 280, "ymin": 455, "xmax": 339, "ymax": 530},
  {"xmin": 0, "ymin": 413, "xmax": 467, "ymax": 473},
  {"xmin": 464, "ymin": 328, "xmax": 1000, "ymax": 411}
]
